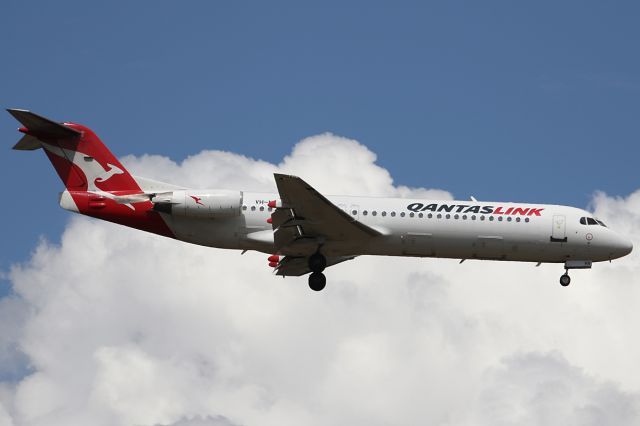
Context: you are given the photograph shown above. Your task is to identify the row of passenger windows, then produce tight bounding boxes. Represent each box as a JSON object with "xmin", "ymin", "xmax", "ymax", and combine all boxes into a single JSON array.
[
  {"xmin": 243, "ymin": 206, "xmax": 274, "ymax": 212},
  {"xmin": 579, "ymin": 217, "xmax": 606, "ymax": 227},
  {"xmin": 241, "ymin": 205, "xmax": 531, "ymax": 223},
  {"xmin": 358, "ymin": 210, "xmax": 530, "ymax": 222}
]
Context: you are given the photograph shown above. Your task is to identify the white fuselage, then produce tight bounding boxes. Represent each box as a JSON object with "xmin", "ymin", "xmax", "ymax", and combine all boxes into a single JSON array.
[{"xmin": 160, "ymin": 191, "xmax": 632, "ymax": 264}]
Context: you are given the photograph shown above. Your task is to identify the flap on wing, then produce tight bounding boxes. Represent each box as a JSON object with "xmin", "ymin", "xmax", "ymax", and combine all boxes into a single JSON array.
[
  {"xmin": 272, "ymin": 173, "xmax": 381, "ymax": 244},
  {"xmin": 275, "ymin": 255, "xmax": 355, "ymax": 277}
]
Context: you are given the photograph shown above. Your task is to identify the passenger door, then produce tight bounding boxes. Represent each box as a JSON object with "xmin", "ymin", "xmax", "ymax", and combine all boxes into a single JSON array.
[{"xmin": 551, "ymin": 215, "xmax": 567, "ymax": 242}]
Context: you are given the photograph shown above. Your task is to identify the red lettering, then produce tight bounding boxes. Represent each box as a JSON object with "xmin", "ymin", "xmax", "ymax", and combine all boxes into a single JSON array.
[
  {"xmin": 527, "ymin": 208, "xmax": 544, "ymax": 216},
  {"xmin": 504, "ymin": 207, "xmax": 514, "ymax": 215},
  {"xmin": 512, "ymin": 207, "xmax": 529, "ymax": 215},
  {"xmin": 493, "ymin": 206, "xmax": 505, "ymax": 214}
]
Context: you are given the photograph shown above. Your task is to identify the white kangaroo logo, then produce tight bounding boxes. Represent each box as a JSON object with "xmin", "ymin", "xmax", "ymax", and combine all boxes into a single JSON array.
[
  {"xmin": 40, "ymin": 143, "xmax": 137, "ymax": 210},
  {"xmin": 41, "ymin": 143, "xmax": 125, "ymax": 191},
  {"xmin": 95, "ymin": 163, "xmax": 124, "ymax": 184}
]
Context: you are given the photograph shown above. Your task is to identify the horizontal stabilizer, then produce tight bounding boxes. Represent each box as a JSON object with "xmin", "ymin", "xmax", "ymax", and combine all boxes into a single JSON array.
[
  {"xmin": 7, "ymin": 109, "xmax": 81, "ymax": 143},
  {"xmin": 12, "ymin": 134, "xmax": 42, "ymax": 150}
]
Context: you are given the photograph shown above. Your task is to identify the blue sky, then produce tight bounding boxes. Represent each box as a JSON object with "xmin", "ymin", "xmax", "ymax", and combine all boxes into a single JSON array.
[{"xmin": 1, "ymin": 1, "xmax": 639, "ymax": 288}]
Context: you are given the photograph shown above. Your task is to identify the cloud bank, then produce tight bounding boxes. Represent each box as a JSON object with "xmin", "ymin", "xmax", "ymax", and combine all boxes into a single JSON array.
[{"xmin": 1, "ymin": 133, "xmax": 639, "ymax": 426}]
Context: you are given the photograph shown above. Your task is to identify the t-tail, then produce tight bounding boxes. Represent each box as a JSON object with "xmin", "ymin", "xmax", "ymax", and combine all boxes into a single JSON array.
[{"xmin": 8, "ymin": 109, "xmax": 175, "ymax": 238}]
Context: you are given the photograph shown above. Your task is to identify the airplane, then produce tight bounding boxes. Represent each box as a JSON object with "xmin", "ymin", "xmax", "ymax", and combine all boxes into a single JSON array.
[{"xmin": 7, "ymin": 109, "xmax": 633, "ymax": 291}]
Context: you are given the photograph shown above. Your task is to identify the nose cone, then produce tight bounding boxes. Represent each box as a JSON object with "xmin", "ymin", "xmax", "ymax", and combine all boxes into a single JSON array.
[{"xmin": 613, "ymin": 234, "xmax": 633, "ymax": 259}]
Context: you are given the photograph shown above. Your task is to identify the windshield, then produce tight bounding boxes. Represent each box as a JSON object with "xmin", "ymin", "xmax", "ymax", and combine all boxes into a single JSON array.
[{"xmin": 579, "ymin": 217, "xmax": 607, "ymax": 227}]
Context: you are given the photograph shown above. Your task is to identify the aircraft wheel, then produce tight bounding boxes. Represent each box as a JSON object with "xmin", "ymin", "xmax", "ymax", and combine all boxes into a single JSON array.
[
  {"xmin": 308, "ymin": 272, "xmax": 326, "ymax": 291},
  {"xmin": 559, "ymin": 273, "xmax": 571, "ymax": 287},
  {"xmin": 308, "ymin": 253, "xmax": 327, "ymax": 272}
]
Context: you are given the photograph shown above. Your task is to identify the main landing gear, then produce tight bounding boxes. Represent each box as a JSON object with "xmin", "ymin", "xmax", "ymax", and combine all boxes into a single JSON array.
[{"xmin": 308, "ymin": 253, "xmax": 327, "ymax": 291}]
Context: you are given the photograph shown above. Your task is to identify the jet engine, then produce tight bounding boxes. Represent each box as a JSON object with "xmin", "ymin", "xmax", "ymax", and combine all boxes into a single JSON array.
[{"xmin": 152, "ymin": 190, "xmax": 242, "ymax": 218}]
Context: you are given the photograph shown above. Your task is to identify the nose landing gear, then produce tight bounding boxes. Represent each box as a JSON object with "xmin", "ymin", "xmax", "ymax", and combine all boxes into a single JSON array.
[
  {"xmin": 558, "ymin": 260, "xmax": 592, "ymax": 287},
  {"xmin": 308, "ymin": 253, "xmax": 327, "ymax": 291}
]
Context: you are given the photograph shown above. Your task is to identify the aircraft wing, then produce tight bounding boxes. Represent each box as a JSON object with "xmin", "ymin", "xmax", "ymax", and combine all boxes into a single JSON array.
[
  {"xmin": 271, "ymin": 173, "xmax": 381, "ymax": 251},
  {"xmin": 275, "ymin": 255, "xmax": 356, "ymax": 277}
]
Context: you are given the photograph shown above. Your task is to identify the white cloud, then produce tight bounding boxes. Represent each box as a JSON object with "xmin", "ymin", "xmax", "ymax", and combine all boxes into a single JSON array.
[
  {"xmin": 159, "ymin": 416, "xmax": 239, "ymax": 426},
  {"xmin": 121, "ymin": 133, "xmax": 453, "ymax": 200},
  {"xmin": 1, "ymin": 134, "xmax": 640, "ymax": 426},
  {"xmin": 469, "ymin": 351, "xmax": 640, "ymax": 425}
]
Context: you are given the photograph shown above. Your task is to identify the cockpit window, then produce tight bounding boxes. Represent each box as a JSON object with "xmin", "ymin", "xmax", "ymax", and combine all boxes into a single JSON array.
[{"xmin": 580, "ymin": 216, "xmax": 606, "ymax": 226}]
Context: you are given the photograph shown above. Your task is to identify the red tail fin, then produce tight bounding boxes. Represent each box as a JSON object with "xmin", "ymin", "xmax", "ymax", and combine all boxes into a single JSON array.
[
  {"xmin": 9, "ymin": 109, "xmax": 175, "ymax": 238},
  {"xmin": 8, "ymin": 109, "xmax": 141, "ymax": 193}
]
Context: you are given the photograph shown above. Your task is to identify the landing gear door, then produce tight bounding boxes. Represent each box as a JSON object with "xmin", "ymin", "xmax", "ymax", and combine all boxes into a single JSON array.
[{"xmin": 551, "ymin": 215, "xmax": 567, "ymax": 242}]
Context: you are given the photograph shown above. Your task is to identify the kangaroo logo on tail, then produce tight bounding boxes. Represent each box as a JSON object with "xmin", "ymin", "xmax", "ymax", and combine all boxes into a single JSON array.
[
  {"xmin": 41, "ymin": 143, "xmax": 128, "ymax": 191},
  {"xmin": 96, "ymin": 163, "xmax": 124, "ymax": 183}
]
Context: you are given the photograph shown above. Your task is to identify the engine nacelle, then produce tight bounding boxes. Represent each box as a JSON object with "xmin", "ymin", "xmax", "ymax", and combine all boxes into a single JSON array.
[{"xmin": 153, "ymin": 190, "xmax": 242, "ymax": 218}]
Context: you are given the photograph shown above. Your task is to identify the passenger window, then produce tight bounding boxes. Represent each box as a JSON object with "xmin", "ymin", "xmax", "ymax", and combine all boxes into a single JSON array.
[
  {"xmin": 445, "ymin": 214, "xmax": 451, "ymax": 219},
  {"xmin": 242, "ymin": 206, "xmax": 247, "ymax": 211},
  {"xmin": 382, "ymin": 212, "xmax": 387, "ymax": 217},
  {"xmin": 400, "ymin": 212, "xmax": 406, "ymax": 217},
  {"xmin": 437, "ymin": 214, "xmax": 442, "ymax": 219},
  {"xmin": 428, "ymin": 213, "xmax": 433, "ymax": 219},
  {"xmin": 410, "ymin": 212, "xmax": 415, "ymax": 218},
  {"xmin": 489, "ymin": 216, "xmax": 494, "ymax": 221},
  {"xmin": 259, "ymin": 206, "xmax": 265, "ymax": 211},
  {"xmin": 525, "ymin": 218, "xmax": 530, "ymax": 223},
  {"xmin": 462, "ymin": 215, "xmax": 467, "ymax": 220},
  {"xmin": 372, "ymin": 211, "xmax": 377, "ymax": 216},
  {"xmin": 363, "ymin": 210, "xmax": 368, "ymax": 216},
  {"xmin": 471, "ymin": 215, "xmax": 476, "ymax": 220},
  {"xmin": 507, "ymin": 217, "xmax": 512, "ymax": 222},
  {"xmin": 516, "ymin": 217, "xmax": 521, "ymax": 222},
  {"xmin": 352, "ymin": 210, "xmax": 357, "ymax": 215},
  {"xmin": 498, "ymin": 216, "xmax": 503, "ymax": 221},
  {"xmin": 391, "ymin": 212, "xmax": 396, "ymax": 217},
  {"xmin": 454, "ymin": 214, "xmax": 459, "ymax": 220},
  {"xmin": 251, "ymin": 206, "xmax": 256, "ymax": 211},
  {"xmin": 580, "ymin": 217, "xmax": 587, "ymax": 225},
  {"xmin": 418, "ymin": 213, "xmax": 423, "ymax": 218}
]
